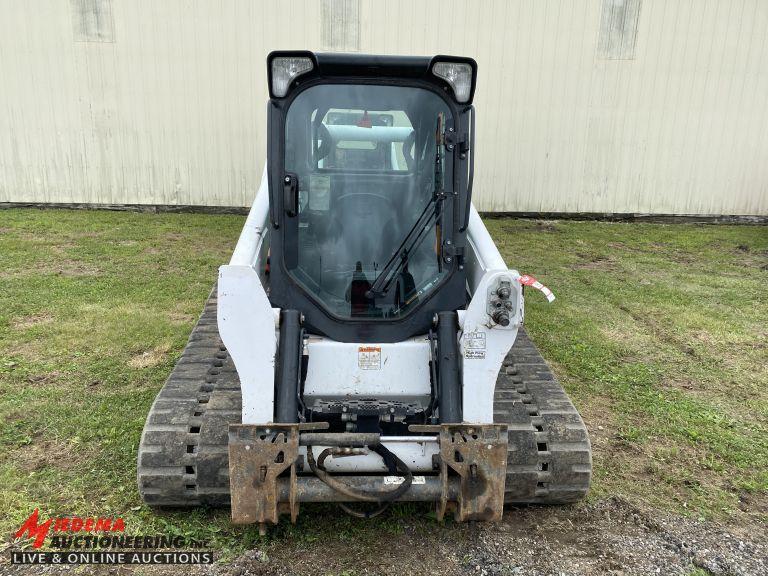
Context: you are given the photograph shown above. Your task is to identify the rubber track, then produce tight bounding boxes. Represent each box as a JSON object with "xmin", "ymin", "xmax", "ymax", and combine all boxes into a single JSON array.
[
  {"xmin": 137, "ymin": 291, "xmax": 591, "ymax": 506},
  {"xmin": 494, "ymin": 330, "xmax": 592, "ymax": 503}
]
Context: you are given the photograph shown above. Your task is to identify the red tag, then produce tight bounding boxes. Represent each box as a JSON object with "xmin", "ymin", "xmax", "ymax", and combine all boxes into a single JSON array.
[{"xmin": 519, "ymin": 275, "xmax": 555, "ymax": 303}]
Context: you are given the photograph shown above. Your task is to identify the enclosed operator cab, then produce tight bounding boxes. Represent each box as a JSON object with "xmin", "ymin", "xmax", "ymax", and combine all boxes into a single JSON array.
[{"xmin": 266, "ymin": 52, "xmax": 477, "ymax": 344}]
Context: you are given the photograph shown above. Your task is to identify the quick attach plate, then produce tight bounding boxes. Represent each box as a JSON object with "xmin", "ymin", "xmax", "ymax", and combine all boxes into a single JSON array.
[
  {"xmin": 411, "ymin": 423, "xmax": 509, "ymax": 522},
  {"xmin": 231, "ymin": 422, "xmax": 507, "ymax": 530},
  {"xmin": 228, "ymin": 422, "xmax": 327, "ymax": 531}
]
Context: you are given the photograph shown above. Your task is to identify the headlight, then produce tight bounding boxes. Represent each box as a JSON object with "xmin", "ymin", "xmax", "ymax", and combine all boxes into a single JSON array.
[
  {"xmin": 271, "ymin": 56, "xmax": 313, "ymax": 98},
  {"xmin": 432, "ymin": 61, "xmax": 473, "ymax": 103}
]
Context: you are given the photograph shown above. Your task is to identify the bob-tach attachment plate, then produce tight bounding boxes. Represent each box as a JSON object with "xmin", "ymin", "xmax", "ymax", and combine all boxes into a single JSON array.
[
  {"xmin": 228, "ymin": 422, "xmax": 328, "ymax": 532},
  {"xmin": 228, "ymin": 424, "xmax": 301, "ymax": 530},
  {"xmin": 411, "ymin": 424, "xmax": 508, "ymax": 521},
  {"xmin": 230, "ymin": 423, "xmax": 508, "ymax": 532}
]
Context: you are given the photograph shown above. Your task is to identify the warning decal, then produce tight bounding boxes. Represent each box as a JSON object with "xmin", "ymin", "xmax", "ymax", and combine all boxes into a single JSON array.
[
  {"xmin": 463, "ymin": 330, "xmax": 486, "ymax": 360},
  {"xmin": 384, "ymin": 475, "xmax": 426, "ymax": 485},
  {"xmin": 358, "ymin": 346, "xmax": 381, "ymax": 370}
]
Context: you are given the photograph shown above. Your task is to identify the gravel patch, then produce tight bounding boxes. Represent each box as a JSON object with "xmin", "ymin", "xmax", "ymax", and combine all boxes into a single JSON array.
[{"xmin": 463, "ymin": 497, "xmax": 767, "ymax": 576}]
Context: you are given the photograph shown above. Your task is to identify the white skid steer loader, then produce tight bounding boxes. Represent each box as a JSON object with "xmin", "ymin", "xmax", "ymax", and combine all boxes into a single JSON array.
[{"xmin": 138, "ymin": 52, "xmax": 591, "ymax": 533}]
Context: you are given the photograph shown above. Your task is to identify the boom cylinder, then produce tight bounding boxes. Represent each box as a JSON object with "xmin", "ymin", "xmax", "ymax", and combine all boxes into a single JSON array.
[
  {"xmin": 274, "ymin": 309, "xmax": 302, "ymax": 423},
  {"xmin": 437, "ymin": 311, "xmax": 462, "ymax": 423}
]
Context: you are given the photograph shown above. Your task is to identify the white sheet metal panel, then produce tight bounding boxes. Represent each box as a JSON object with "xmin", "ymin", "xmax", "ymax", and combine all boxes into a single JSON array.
[
  {"xmin": 303, "ymin": 338, "xmax": 432, "ymax": 405},
  {"xmin": 0, "ymin": 1, "xmax": 766, "ymax": 215}
]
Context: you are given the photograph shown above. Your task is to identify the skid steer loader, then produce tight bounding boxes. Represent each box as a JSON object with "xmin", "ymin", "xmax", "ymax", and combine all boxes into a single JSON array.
[{"xmin": 138, "ymin": 52, "xmax": 591, "ymax": 532}]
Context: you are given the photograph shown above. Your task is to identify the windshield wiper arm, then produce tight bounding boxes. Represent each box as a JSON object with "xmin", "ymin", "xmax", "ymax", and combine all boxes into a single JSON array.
[
  {"xmin": 367, "ymin": 195, "xmax": 442, "ymax": 297},
  {"xmin": 368, "ymin": 115, "xmax": 447, "ymax": 298}
]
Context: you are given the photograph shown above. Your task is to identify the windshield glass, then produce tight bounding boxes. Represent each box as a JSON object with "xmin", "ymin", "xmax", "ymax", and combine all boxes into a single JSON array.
[{"xmin": 284, "ymin": 84, "xmax": 452, "ymax": 320}]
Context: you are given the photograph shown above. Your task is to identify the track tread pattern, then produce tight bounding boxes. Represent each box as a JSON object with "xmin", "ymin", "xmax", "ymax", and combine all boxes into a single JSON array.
[
  {"xmin": 494, "ymin": 330, "xmax": 592, "ymax": 504},
  {"xmin": 138, "ymin": 290, "xmax": 240, "ymax": 507},
  {"xmin": 137, "ymin": 291, "xmax": 592, "ymax": 507}
]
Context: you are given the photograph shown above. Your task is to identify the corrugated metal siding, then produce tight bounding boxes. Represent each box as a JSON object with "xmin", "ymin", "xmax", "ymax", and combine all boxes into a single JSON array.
[{"xmin": 0, "ymin": 0, "xmax": 766, "ymax": 214}]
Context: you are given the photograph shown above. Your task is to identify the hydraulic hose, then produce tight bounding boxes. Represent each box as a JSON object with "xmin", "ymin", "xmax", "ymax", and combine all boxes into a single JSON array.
[{"xmin": 306, "ymin": 443, "xmax": 413, "ymax": 503}]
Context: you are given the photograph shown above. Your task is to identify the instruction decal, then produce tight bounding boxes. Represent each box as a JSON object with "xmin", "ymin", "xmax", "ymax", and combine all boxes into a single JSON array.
[
  {"xmin": 309, "ymin": 175, "xmax": 331, "ymax": 210},
  {"xmin": 358, "ymin": 346, "xmax": 381, "ymax": 370},
  {"xmin": 463, "ymin": 330, "xmax": 486, "ymax": 360}
]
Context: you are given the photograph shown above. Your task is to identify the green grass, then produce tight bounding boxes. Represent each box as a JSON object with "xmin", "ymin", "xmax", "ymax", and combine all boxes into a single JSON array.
[
  {"xmin": 0, "ymin": 208, "xmax": 766, "ymax": 556},
  {"xmin": 487, "ymin": 218, "xmax": 768, "ymax": 519}
]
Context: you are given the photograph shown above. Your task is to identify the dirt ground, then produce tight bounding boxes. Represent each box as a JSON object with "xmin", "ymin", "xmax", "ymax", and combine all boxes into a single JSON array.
[
  {"xmin": 211, "ymin": 498, "xmax": 766, "ymax": 576},
  {"xmin": 3, "ymin": 497, "xmax": 765, "ymax": 576}
]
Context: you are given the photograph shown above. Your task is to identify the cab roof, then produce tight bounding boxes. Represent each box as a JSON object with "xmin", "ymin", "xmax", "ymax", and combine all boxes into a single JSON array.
[{"xmin": 267, "ymin": 50, "xmax": 477, "ymax": 104}]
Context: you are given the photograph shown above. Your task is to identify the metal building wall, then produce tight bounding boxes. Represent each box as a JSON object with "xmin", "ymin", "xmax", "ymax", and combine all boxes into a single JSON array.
[{"xmin": 0, "ymin": 0, "xmax": 766, "ymax": 214}]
